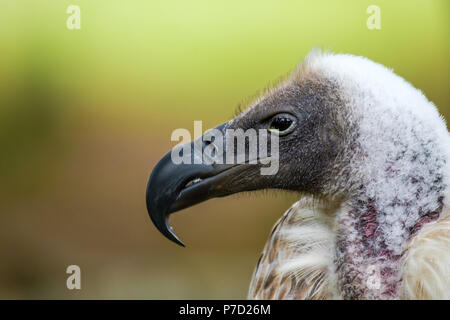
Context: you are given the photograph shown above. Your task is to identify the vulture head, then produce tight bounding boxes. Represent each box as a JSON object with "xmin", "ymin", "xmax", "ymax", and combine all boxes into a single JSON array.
[{"xmin": 146, "ymin": 50, "xmax": 450, "ymax": 299}]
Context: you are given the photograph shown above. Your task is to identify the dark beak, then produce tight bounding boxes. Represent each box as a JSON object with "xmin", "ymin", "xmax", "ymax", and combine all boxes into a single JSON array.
[{"xmin": 146, "ymin": 123, "xmax": 257, "ymax": 246}]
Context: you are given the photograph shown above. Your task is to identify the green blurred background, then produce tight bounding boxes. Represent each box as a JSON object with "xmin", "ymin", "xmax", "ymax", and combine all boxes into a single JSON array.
[{"xmin": 0, "ymin": 0, "xmax": 448, "ymax": 298}]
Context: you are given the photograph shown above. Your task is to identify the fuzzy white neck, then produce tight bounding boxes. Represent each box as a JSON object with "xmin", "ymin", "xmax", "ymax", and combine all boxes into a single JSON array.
[
  {"xmin": 316, "ymin": 54, "xmax": 450, "ymax": 299},
  {"xmin": 267, "ymin": 52, "xmax": 450, "ymax": 300}
]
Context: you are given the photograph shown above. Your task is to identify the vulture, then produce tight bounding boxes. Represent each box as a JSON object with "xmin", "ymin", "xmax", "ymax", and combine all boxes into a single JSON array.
[{"xmin": 146, "ymin": 50, "xmax": 450, "ymax": 299}]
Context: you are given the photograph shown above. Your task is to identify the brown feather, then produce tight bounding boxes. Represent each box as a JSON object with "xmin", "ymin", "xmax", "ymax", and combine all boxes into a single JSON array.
[{"xmin": 248, "ymin": 198, "xmax": 335, "ymax": 299}]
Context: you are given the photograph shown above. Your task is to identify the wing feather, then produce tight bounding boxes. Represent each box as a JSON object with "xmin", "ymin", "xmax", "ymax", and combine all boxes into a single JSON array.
[
  {"xmin": 248, "ymin": 198, "xmax": 336, "ymax": 300},
  {"xmin": 400, "ymin": 209, "xmax": 450, "ymax": 299}
]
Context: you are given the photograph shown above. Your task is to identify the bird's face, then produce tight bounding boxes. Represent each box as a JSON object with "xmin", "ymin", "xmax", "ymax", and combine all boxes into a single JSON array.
[{"xmin": 146, "ymin": 77, "xmax": 347, "ymax": 245}]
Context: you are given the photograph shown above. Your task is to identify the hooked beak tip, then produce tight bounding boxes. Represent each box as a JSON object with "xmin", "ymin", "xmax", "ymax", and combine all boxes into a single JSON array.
[
  {"xmin": 146, "ymin": 154, "xmax": 187, "ymax": 247},
  {"xmin": 147, "ymin": 204, "xmax": 186, "ymax": 247},
  {"xmin": 163, "ymin": 221, "xmax": 186, "ymax": 247}
]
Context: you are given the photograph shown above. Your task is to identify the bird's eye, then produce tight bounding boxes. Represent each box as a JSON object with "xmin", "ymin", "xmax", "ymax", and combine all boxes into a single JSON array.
[{"xmin": 268, "ymin": 114, "xmax": 296, "ymax": 136}]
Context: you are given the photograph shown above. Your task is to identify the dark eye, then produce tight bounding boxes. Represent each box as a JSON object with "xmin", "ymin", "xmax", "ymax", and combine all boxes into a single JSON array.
[{"xmin": 268, "ymin": 114, "xmax": 296, "ymax": 135}]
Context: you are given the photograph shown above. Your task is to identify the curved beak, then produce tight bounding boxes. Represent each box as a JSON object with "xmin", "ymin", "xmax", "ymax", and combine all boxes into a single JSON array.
[{"xmin": 146, "ymin": 123, "xmax": 258, "ymax": 246}]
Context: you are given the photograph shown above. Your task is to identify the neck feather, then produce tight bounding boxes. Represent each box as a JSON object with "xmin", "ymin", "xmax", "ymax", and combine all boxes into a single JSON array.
[{"xmin": 333, "ymin": 109, "xmax": 448, "ymax": 299}]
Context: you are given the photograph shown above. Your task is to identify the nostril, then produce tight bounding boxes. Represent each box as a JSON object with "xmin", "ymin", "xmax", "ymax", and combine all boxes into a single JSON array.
[
  {"xmin": 203, "ymin": 140, "xmax": 218, "ymax": 159},
  {"xmin": 203, "ymin": 140, "xmax": 212, "ymax": 147}
]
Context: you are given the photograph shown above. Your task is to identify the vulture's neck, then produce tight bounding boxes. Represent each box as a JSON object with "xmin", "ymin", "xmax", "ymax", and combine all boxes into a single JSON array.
[{"xmin": 332, "ymin": 109, "xmax": 448, "ymax": 299}]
